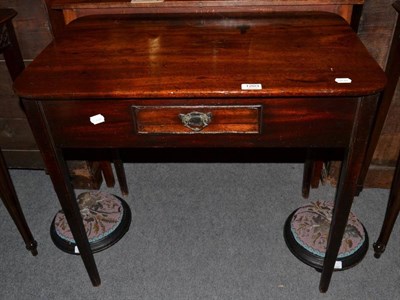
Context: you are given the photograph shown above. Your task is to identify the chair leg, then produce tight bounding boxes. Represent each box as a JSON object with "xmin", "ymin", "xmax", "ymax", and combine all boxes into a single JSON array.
[
  {"xmin": 302, "ymin": 149, "xmax": 323, "ymax": 199},
  {"xmin": 311, "ymin": 161, "xmax": 323, "ymax": 189},
  {"xmin": 113, "ymin": 150, "xmax": 129, "ymax": 196},
  {"xmin": 0, "ymin": 150, "xmax": 38, "ymax": 256},
  {"xmin": 302, "ymin": 159, "xmax": 313, "ymax": 199},
  {"xmin": 99, "ymin": 161, "xmax": 115, "ymax": 188},
  {"xmin": 98, "ymin": 152, "xmax": 128, "ymax": 196},
  {"xmin": 373, "ymin": 150, "xmax": 400, "ymax": 258}
]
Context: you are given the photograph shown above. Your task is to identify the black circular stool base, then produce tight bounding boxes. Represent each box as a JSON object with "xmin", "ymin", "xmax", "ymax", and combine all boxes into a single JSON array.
[
  {"xmin": 50, "ymin": 192, "xmax": 131, "ymax": 255},
  {"xmin": 284, "ymin": 201, "xmax": 368, "ymax": 271}
]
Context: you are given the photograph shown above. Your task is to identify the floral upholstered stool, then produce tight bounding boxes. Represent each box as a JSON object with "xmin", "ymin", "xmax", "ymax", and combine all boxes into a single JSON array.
[
  {"xmin": 284, "ymin": 201, "xmax": 368, "ymax": 271},
  {"xmin": 50, "ymin": 191, "xmax": 131, "ymax": 254}
]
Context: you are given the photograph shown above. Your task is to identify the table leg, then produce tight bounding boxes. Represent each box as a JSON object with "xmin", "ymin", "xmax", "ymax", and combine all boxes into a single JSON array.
[
  {"xmin": 22, "ymin": 100, "xmax": 101, "ymax": 286},
  {"xmin": 319, "ymin": 96, "xmax": 379, "ymax": 293},
  {"xmin": 373, "ymin": 150, "xmax": 400, "ymax": 258},
  {"xmin": 0, "ymin": 150, "xmax": 38, "ymax": 255},
  {"xmin": 53, "ymin": 149, "xmax": 101, "ymax": 286}
]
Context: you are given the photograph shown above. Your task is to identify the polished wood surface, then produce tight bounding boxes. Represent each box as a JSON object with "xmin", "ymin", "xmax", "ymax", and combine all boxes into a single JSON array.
[
  {"xmin": 14, "ymin": 12, "xmax": 385, "ymax": 292},
  {"xmin": 38, "ymin": 97, "xmax": 357, "ymax": 148},
  {"xmin": 0, "ymin": 8, "xmax": 37, "ymax": 256},
  {"xmin": 15, "ymin": 13, "xmax": 384, "ymax": 99},
  {"xmin": 133, "ymin": 105, "xmax": 261, "ymax": 134}
]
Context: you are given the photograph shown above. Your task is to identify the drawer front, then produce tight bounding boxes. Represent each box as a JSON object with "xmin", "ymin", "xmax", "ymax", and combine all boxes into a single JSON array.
[
  {"xmin": 133, "ymin": 105, "xmax": 261, "ymax": 134},
  {"xmin": 40, "ymin": 98, "xmax": 357, "ymax": 148}
]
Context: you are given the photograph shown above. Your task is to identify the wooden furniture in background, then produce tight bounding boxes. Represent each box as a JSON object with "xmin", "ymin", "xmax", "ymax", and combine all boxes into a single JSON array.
[
  {"xmin": 326, "ymin": 0, "xmax": 400, "ymax": 190},
  {"xmin": 357, "ymin": 0, "xmax": 400, "ymax": 192},
  {"xmin": 0, "ymin": 1, "xmax": 128, "ymax": 191},
  {"xmin": 0, "ymin": 8, "xmax": 37, "ymax": 256},
  {"xmin": 14, "ymin": 12, "xmax": 385, "ymax": 292},
  {"xmin": 358, "ymin": 0, "xmax": 400, "ymax": 189},
  {"xmin": 0, "ymin": 151, "xmax": 38, "ymax": 255},
  {"xmin": 373, "ymin": 0, "xmax": 400, "ymax": 258},
  {"xmin": 0, "ymin": 0, "xmax": 51, "ymax": 169},
  {"xmin": 48, "ymin": 0, "xmax": 363, "ymax": 25}
]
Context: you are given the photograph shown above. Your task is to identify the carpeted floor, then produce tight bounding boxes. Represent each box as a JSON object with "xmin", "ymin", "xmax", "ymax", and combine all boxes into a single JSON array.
[{"xmin": 0, "ymin": 163, "xmax": 399, "ymax": 299}]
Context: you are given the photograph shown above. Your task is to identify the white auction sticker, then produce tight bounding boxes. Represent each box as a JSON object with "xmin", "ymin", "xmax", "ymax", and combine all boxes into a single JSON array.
[
  {"xmin": 335, "ymin": 78, "xmax": 352, "ymax": 83},
  {"xmin": 241, "ymin": 83, "xmax": 262, "ymax": 90},
  {"xmin": 334, "ymin": 261, "xmax": 343, "ymax": 269},
  {"xmin": 90, "ymin": 114, "xmax": 105, "ymax": 125}
]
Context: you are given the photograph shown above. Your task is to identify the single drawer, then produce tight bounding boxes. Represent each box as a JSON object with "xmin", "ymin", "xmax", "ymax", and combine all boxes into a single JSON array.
[{"xmin": 132, "ymin": 105, "xmax": 262, "ymax": 134}]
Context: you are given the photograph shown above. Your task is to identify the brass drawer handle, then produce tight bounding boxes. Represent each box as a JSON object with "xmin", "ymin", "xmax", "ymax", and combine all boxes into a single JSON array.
[{"xmin": 178, "ymin": 111, "xmax": 212, "ymax": 132}]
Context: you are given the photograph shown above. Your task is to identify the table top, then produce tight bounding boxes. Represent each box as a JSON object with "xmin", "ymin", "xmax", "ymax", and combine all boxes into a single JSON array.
[{"xmin": 14, "ymin": 12, "xmax": 385, "ymax": 100}]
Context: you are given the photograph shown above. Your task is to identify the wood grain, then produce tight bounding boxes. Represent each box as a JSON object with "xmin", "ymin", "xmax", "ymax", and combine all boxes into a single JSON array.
[
  {"xmin": 39, "ymin": 97, "xmax": 357, "ymax": 148},
  {"xmin": 14, "ymin": 12, "xmax": 385, "ymax": 100},
  {"xmin": 133, "ymin": 105, "xmax": 261, "ymax": 134}
]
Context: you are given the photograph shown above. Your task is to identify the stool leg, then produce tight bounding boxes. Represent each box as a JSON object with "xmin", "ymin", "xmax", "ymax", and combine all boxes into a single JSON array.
[
  {"xmin": 0, "ymin": 151, "xmax": 38, "ymax": 256},
  {"xmin": 373, "ymin": 151, "xmax": 400, "ymax": 258}
]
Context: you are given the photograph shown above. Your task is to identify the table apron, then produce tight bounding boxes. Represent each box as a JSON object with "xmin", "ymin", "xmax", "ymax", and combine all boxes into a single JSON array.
[{"xmin": 38, "ymin": 97, "xmax": 358, "ymax": 148}]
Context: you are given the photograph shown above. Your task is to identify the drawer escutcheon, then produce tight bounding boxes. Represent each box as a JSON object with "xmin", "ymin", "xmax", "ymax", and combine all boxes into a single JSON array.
[{"xmin": 178, "ymin": 111, "xmax": 213, "ymax": 132}]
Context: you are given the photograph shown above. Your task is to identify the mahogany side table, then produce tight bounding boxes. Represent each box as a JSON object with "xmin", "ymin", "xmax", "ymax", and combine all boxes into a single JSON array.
[
  {"xmin": 14, "ymin": 12, "xmax": 386, "ymax": 292},
  {"xmin": 0, "ymin": 8, "xmax": 37, "ymax": 256}
]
